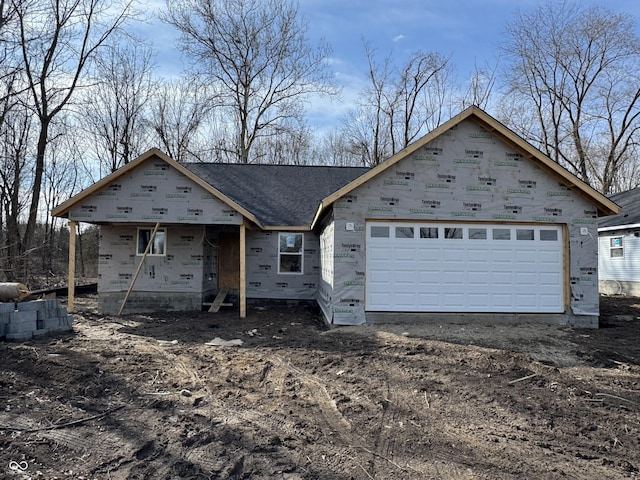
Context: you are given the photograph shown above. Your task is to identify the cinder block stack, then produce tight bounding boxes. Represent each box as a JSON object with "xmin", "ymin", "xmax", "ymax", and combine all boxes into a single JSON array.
[{"xmin": 0, "ymin": 299, "xmax": 73, "ymax": 341}]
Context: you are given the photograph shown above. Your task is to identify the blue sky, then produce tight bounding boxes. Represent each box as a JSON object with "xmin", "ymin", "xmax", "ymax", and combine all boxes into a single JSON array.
[{"xmin": 141, "ymin": 0, "xmax": 640, "ymax": 131}]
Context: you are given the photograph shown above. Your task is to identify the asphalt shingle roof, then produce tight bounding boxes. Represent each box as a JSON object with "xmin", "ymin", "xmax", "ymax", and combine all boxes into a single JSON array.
[
  {"xmin": 184, "ymin": 163, "xmax": 370, "ymax": 227},
  {"xmin": 598, "ymin": 187, "xmax": 640, "ymax": 229}
]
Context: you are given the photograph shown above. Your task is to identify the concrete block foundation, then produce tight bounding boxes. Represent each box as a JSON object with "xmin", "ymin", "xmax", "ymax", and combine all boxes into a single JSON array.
[
  {"xmin": 1, "ymin": 299, "xmax": 73, "ymax": 341},
  {"xmin": 99, "ymin": 291, "xmax": 204, "ymax": 315}
]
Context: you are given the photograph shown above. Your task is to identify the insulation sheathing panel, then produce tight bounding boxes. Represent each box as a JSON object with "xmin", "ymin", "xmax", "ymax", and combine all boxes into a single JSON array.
[
  {"xmin": 98, "ymin": 225, "xmax": 206, "ymax": 294},
  {"xmin": 68, "ymin": 158, "xmax": 242, "ymax": 225},
  {"xmin": 245, "ymin": 231, "xmax": 319, "ymax": 300}
]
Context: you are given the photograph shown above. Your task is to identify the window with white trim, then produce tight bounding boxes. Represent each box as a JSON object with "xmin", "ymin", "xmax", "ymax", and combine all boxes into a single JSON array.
[
  {"xmin": 279, "ymin": 233, "xmax": 303, "ymax": 274},
  {"xmin": 610, "ymin": 236, "xmax": 624, "ymax": 258},
  {"xmin": 137, "ymin": 228, "xmax": 166, "ymax": 256}
]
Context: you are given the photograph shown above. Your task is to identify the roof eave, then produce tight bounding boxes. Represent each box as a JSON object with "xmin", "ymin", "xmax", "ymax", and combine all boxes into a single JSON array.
[
  {"xmin": 598, "ymin": 223, "xmax": 640, "ymax": 232},
  {"xmin": 261, "ymin": 225, "xmax": 311, "ymax": 231}
]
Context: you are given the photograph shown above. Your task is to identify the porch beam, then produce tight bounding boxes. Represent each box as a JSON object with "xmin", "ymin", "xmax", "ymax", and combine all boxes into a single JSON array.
[
  {"xmin": 240, "ymin": 222, "xmax": 246, "ymax": 318},
  {"xmin": 67, "ymin": 221, "xmax": 77, "ymax": 312}
]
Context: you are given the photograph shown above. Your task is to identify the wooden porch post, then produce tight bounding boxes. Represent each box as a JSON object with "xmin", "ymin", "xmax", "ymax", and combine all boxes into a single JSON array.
[
  {"xmin": 67, "ymin": 221, "xmax": 77, "ymax": 312},
  {"xmin": 240, "ymin": 222, "xmax": 246, "ymax": 318}
]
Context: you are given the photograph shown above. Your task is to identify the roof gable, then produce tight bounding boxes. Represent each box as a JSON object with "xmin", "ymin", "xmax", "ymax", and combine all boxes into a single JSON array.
[
  {"xmin": 52, "ymin": 149, "xmax": 259, "ymax": 225},
  {"xmin": 312, "ymin": 106, "xmax": 618, "ymax": 226}
]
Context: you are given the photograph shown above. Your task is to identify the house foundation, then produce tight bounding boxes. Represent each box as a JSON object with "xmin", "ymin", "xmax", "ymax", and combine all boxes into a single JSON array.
[{"xmin": 99, "ymin": 291, "xmax": 205, "ymax": 315}]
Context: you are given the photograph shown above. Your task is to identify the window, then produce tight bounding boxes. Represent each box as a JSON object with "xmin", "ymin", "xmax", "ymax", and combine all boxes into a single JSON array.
[
  {"xmin": 516, "ymin": 229, "xmax": 534, "ymax": 240},
  {"xmin": 370, "ymin": 226, "xmax": 389, "ymax": 238},
  {"xmin": 279, "ymin": 233, "xmax": 303, "ymax": 274},
  {"xmin": 444, "ymin": 227, "xmax": 462, "ymax": 239},
  {"xmin": 137, "ymin": 228, "xmax": 166, "ymax": 256},
  {"xmin": 610, "ymin": 236, "xmax": 623, "ymax": 258},
  {"xmin": 420, "ymin": 227, "xmax": 438, "ymax": 239},
  {"xmin": 395, "ymin": 226, "xmax": 414, "ymax": 239},
  {"xmin": 468, "ymin": 228, "xmax": 487, "ymax": 240},
  {"xmin": 492, "ymin": 228, "xmax": 511, "ymax": 240},
  {"xmin": 540, "ymin": 230, "xmax": 558, "ymax": 241}
]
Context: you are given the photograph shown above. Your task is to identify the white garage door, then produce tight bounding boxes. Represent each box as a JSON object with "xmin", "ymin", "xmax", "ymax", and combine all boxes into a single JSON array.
[{"xmin": 366, "ymin": 222, "xmax": 564, "ymax": 313}]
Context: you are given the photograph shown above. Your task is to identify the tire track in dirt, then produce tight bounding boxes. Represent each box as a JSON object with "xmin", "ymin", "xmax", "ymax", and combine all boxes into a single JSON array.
[{"xmin": 271, "ymin": 354, "xmax": 354, "ymax": 444}]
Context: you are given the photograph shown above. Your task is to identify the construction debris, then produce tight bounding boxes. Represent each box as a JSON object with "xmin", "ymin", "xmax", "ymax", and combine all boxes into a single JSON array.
[{"xmin": 0, "ymin": 283, "xmax": 30, "ymax": 302}]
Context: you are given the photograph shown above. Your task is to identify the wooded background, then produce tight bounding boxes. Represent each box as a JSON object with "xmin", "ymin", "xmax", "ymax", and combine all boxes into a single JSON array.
[{"xmin": 1, "ymin": 0, "xmax": 639, "ymax": 286}]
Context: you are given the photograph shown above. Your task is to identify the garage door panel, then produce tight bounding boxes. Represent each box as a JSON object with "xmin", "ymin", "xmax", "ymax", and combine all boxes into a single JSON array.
[
  {"xmin": 467, "ymin": 247, "xmax": 489, "ymax": 259},
  {"xmin": 515, "ymin": 294, "xmax": 537, "ymax": 308},
  {"xmin": 539, "ymin": 250, "xmax": 561, "ymax": 263},
  {"xmin": 442, "ymin": 293, "xmax": 465, "ymax": 306},
  {"xmin": 491, "ymin": 271, "xmax": 513, "ymax": 285},
  {"xmin": 515, "ymin": 272, "xmax": 537, "ymax": 286},
  {"xmin": 540, "ymin": 294, "xmax": 562, "ymax": 308},
  {"xmin": 417, "ymin": 275, "xmax": 440, "ymax": 286},
  {"xmin": 443, "ymin": 272, "xmax": 465, "ymax": 285},
  {"xmin": 492, "ymin": 293, "xmax": 514, "ymax": 308},
  {"xmin": 366, "ymin": 222, "xmax": 564, "ymax": 313},
  {"xmin": 416, "ymin": 292, "xmax": 441, "ymax": 305},
  {"xmin": 394, "ymin": 247, "xmax": 417, "ymax": 261},
  {"xmin": 467, "ymin": 271, "xmax": 489, "ymax": 284},
  {"xmin": 540, "ymin": 272, "xmax": 561, "ymax": 285},
  {"xmin": 443, "ymin": 251, "xmax": 465, "ymax": 263},
  {"xmin": 467, "ymin": 293, "xmax": 491, "ymax": 308}
]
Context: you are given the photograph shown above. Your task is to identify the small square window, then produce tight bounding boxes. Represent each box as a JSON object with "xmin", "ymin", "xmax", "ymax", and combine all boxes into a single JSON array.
[
  {"xmin": 137, "ymin": 228, "xmax": 166, "ymax": 256},
  {"xmin": 540, "ymin": 230, "xmax": 558, "ymax": 241}
]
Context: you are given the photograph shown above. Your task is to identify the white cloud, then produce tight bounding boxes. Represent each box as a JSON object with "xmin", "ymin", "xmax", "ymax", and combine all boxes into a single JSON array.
[{"xmin": 392, "ymin": 34, "xmax": 405, "ymax": 43}]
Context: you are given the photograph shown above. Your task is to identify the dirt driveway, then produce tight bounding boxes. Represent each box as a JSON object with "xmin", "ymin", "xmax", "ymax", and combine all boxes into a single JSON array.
[{"xmin": 1, "ymin": 295, "xmax": 639, "ymax": 479}]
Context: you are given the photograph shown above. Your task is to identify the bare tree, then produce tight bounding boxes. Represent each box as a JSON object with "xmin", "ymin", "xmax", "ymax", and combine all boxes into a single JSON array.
[
  {"xmin": 311, "ymin": 130, "xmax": 367, "ymax": 167},
  {"xmin": 83, "ymin": 37, "xmax": 155, "ymax": 174},
  {"xmin": 460, "ymin": 58, "xmax": 499, "ymax": 110},
  {"xmin": 163, "ymin": 0, "xmax": 338, "ymax": 164},
  {"xmin": 11, "ymin": 0, "xmax": 135, "ymax": 267},
  {"xmin": 41, "ymin": 121, "xmax": 80, "ymax": 274},
  {"xmin": 0, "ymin": 97, "xmax": 31, "ymax": 281},
  {"xmin": 342, "ymin": 43, "xmax": 452, "ymax": 166},
  {"xmin": 501, "ymin": 0, "xmax": 640, "ymax": 194},
  {"xmin": 148, "ymin": 78, "xmax": 215, "ymax": 163},
  {"xmin": 252, "ymin": 119, "xmax": 313, "ymax": 165}
]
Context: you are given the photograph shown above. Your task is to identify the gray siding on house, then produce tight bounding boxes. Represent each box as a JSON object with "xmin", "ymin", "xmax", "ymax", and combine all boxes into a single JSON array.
[
  {"xmin": 598, "ymin": 231, "xmax": 640, "ymax": 295},
  {"xmin": 68, "ymin": 158, "xmax": 242, "ymax": 225},
  {"xmin": 325, "ymin": 119, "xmax": 599, "ymax": 325},
  {"xmin": 245, "ymin": 231, "xmax": 319, "ymax": 300}
]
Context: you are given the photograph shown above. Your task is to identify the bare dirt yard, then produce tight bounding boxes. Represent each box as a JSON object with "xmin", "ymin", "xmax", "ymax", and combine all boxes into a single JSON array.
[{"xmin": 1, "ymin": 295, "xmax": 639, "ymax": 479}]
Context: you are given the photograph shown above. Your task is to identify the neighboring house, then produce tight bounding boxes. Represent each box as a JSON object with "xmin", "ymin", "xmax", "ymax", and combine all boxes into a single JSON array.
[
  {"xmin": 598, "ymin": 187, "xmax": 640, "ymax": 296},
  {"xmin": 53, "ymin": 107, "xmax": 619, "ymax": 327}
]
